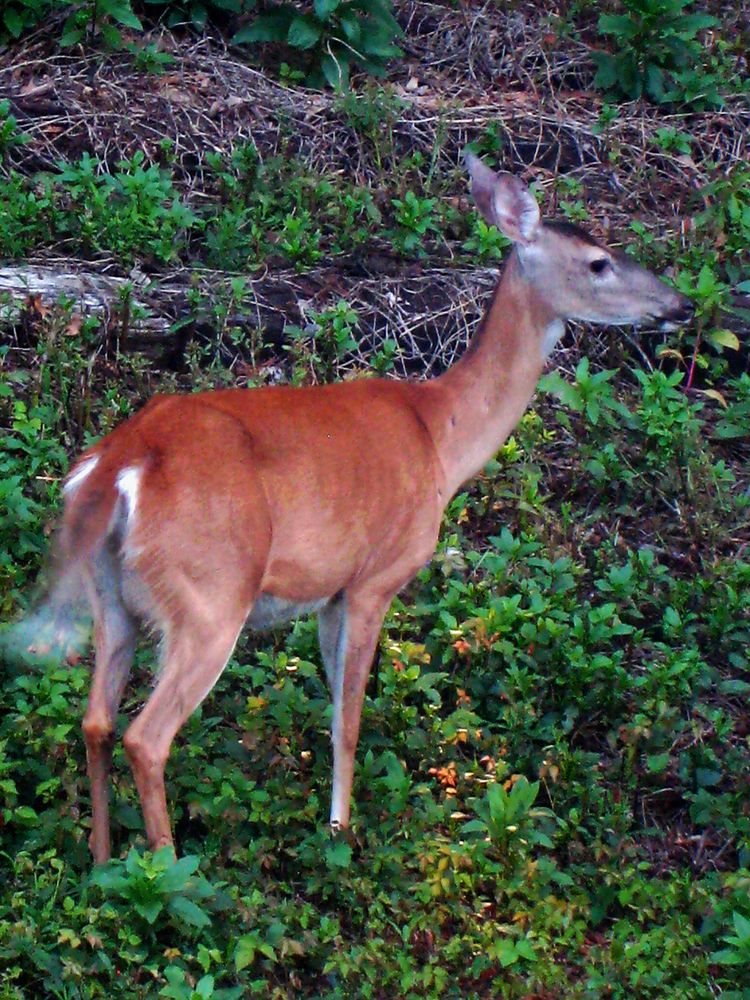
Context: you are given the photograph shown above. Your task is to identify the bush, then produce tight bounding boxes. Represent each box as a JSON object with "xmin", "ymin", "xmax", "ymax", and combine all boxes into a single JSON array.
[
  {"xmin": 233, "ymin": 0, "xmax": 403, "ymax": 88},
  {"xmin": 592, "ymin": 0, "xmax": 720, "ymax": 105}
]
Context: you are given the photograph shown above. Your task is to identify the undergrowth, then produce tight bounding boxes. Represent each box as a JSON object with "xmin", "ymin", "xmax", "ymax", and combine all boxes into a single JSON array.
[{"xmin": 0, "ymin": 287, "xmax": 748, "ymax": 997}]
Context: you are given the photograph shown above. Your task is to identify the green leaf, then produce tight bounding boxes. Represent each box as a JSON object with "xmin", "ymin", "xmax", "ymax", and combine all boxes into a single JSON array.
[
  {"xmin": 678, "ymin": 13, "xmax": 718, "ymax": 34},
  {"xmin": 98, "ymin": 0, "xmax": 143, "ymax": 30},
  {"xmin": 592, "ymin": 52, "xmax": 618, "ymax": 90},
  {"xmin": 718, "ymin": 678, "xmax": 750, "ymax": 695},
  {"xmin": 515, "ymin": 938, "xmax": 536, "ymax": 961},
  {"xmin": 168, "ymin": 895, "xmax": 211, "ymax": 928},
  {"xmin": 325, "ymin": 839, "xmax": 352, "ymax": 868},
  {"xmin": 233, "ymin": 12, "xmax": 291, "ymax": 44},
  {"xmin": 135, "ymin": 897, "xmax": 164, "ymax": 924},
  {"xmin": 597, "ymin": 13, "xmax": 637, "ymax": 38},
  {"xmin": 497, "ymin": 939, "xmax": 520, "ymax": 967},
  {"xmin": 339, "ymin": 11, "xmax": 361, "ymax": 42},
  {"xmin": 359, "ymin": 35, "xmax": 402, "ymax": 59},
  {"xmin": 321, "ymin": 52, "xmax": 350, "ymax": 89},
  {"xmin": 710, "ymin": 948, "xmax": 744, "ymax": 965},
  {"xmin": 645, "ymin": 64, "xmax": 666, "ymax": 102},
  {"xmin": 196, "ymin": 974, "xmax": 215, "ymax": 999},
  {"xmin": 159, "ymin": 854, "xmax": 201, "ymax": 893},
  {"xmin": 314, "ymin": 0, "xmax": 340, "ymax": 18},
  {"xmin": 88, "ymin": 865, "xmax": 128, "ymax": 893},
  {"xmin": 234, "ymin": 934, "xmax": 263, "ymax": 972},
  {"xmin": 287, "ymin": 14, "xmax": 322, "ymax": 49},
  {"xmin": 100, "ymin": 21, "xmax": 123, "ymax": 48},
  {"xmin": 707, "ymin": 329, "xmax": 740, "ymax": 352},
  {"xmin": 538, "ymin": 371, "xmax": 582, "ymax": 410},
  {"xmin": 60, "ymin": 18, "xmax": 84, "ymax": 46},
  {"xmin": 734, "ymin": 911, "xmax": 750, "ymax": 940},
  {"xmin": 695, "ymin": 768, "xmax": 721, "ymax": 787},
  {"xmin": 3, "ymin": 7, "xmax": 23, "ymax": 37},
  {"xmin": 696, "ymin": 263, "xmax": 717, "ymax": 297},
  {"xmin": 646, "ymin": 752, "xmax": 671, "ymax": 773},
  {"xmin": 189, "ymin": 2, "xmax": 208, "ymax": 28}
]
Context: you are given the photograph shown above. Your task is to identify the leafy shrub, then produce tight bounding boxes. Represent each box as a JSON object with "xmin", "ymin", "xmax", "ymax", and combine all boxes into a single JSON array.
[
  {"xmin": 61, "ymin": 0, "xmax": 144, "ymax": 49},
  {"xmin": 592, "ymin": 0, "xmax": 720, "ymax": 105},
  {"xmin": 0, "ymin": 174, "xmax": 55, "ymax": 259},
  {"xmin": 285, "ymin": 298, "xmax": 358, "ymax": 382},
  {"xmin": 0, "ymin": 101, "xmax": 29, "ymax": 163},
  {"xmin": 0, "ymin": 379, "xmax": 67, "ymax": 610},
  {"xmin": 56, "ymin": 151, "xmax": 198, "ymax": 264},
  {"xmin": 1, "ymin": 0, "xmax": 63, "ymax": 40},
  {"xmin": 462, "ymin": 216, "xmax": 510, "ymax": 261},
  {"xmin": 233, "ymin": 0, "xmax": 403, "ymax": 88},
  {"xmin": 390, "ymin": 190, "xmax": 440, "ymax": 256},
  {"xmin": 143, "ymin": 0, "xmax": 253, "ymax": 31},
  {"xmin": 90, "ymin": 848, "xmax": 217, "ymax": 931}
]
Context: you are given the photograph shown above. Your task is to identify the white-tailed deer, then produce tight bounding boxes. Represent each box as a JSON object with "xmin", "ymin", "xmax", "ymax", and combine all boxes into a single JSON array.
[{"xmin": 33, "ymin": 155, "xmax": 693, "ymax": 862}]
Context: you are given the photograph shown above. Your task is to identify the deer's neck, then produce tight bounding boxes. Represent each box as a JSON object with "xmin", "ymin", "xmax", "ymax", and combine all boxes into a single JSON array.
[{"xmin": 418, "ymin": 253, "xmax": 562, "ymax": 497}]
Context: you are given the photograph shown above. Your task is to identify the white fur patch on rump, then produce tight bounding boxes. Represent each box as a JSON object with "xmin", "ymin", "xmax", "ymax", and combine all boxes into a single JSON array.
[
  {"xmin": 63, "ymin": 455, "xmax": 100, "ymax": 495},
  {"xmin": 116, "ymin": 466, "xmax": 142, "ymax": 524}
]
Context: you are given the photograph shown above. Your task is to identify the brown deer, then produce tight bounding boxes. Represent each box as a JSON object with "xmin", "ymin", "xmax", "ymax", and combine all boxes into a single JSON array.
[{"xmin": 29, "ymin": 154, "xmax": 694, "ymax": 862}]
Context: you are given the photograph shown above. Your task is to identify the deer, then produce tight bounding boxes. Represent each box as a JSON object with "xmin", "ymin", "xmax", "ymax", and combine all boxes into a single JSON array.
[{"xmin": 24, "ymin": 154, "xmax": 694, "ymax": 863}]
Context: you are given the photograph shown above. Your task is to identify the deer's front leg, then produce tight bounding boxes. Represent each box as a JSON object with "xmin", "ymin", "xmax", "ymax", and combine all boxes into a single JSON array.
[{"xmin": 326, "ymin": 587, "xmax": 393, "ymax": 830}]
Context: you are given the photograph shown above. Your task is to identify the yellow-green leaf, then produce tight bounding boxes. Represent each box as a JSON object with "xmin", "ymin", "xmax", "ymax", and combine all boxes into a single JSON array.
[
  {"xmin": 696, "ymin": 388, "xmax": 728, "ymax": 407},
  {"xmin": 707, "ymin": 329, "xmax": 740, "ymax": 351}
]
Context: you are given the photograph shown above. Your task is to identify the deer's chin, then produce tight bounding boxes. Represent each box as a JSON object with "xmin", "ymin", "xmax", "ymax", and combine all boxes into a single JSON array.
[{"xmin": 658, "ymin": 318, "xmax": 682, "ymax": 332}]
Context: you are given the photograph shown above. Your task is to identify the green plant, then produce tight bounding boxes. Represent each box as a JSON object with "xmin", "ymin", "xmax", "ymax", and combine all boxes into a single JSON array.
[
  {"xmin": 144, "ymin": 0, "xmax": 249, "ymax": 31},
  {"xmin": 90, "ymin": 848, "xmax": 216, "ymax": 930},
  {"xmin": 276, "ymin": 209, "xmax": 324, "ymax": 267},
  {"xmin": 714, "ymin": 374, "xmax": 750, "ymax": 440},
  {"xmin": 0, "ymin": 174, "xmax": 54, "ymax": 259},
  {"xmin": 462, "ymin": 216, "xmax": 510, "ymax": 261},
  {"xmin": 286, "ymin": 298, "xmax": 358, "ymax": 382},
  {"xmin": 539, "ymin": 356, "xmax": 627, "ymax": 429},
  {"xmin": 672, "ymin": 263, "xmax": 737, "ymax": 388},
  {"xmin": 234, "ymin": 0, "xmax": 403, "ymax": 89},
  {"xmin": 61, "ymin": 0, "xmax": 144, "ymax": 49},
  {"xmin": 160, "ymin": 968, "xmax": 243, "ymax": 1000},
  {"xmin": 650, "ymin": 126, "xmax": 693, "ymax": 154},
  {"xmin": 0, "ymin": 375, "xmax": 67, "ymax": 609},
  {"xmin": 555, "ymin": 175, "xmax": 588, "ymax": 223},
  {"xmin": 127, "ymin": 40, "xmax": 176, "ymax": 73},
  {"xmin": 465, "ymin": 121, "xmax": 505, "ymax": 161},
  {"xmin": 695, "ymin": 164, "xmax": 750, "ymax": 283},
  {"xmin": 711, "ymin": 911, "xmax": 750, "ymax": 967},
  {"xmin": 462, "ymin": 776, "xmax": 555, "ymax": 855},
  {"xmin": 592, "ymin": 0, "xmax": 720, "ymax": 105},
  {"xmin": 390, "ymin": 190, "xmax": 439, "ymax": 256},
  {"xmin": 56, "ymin": 151, "xmax": 198, "ymax": 264},
  {"xmin": 0, "ymin": 102, "xmax": 29, "ymax": 164},
  {"xmin": 1, "ymin": 0, "xmax": 61, "ymax": 40}
]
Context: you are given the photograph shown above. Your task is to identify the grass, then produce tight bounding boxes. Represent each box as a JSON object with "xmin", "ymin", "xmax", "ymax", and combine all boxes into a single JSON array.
[{"xmin": 0, "ymin": 2, "xmax": 749, "ymax": 997}]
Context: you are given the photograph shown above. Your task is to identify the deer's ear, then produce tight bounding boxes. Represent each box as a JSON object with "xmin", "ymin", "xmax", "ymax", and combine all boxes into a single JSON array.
[{"xmin": 464, "ymin": 152, "xmax": 540, "ymax": 245}]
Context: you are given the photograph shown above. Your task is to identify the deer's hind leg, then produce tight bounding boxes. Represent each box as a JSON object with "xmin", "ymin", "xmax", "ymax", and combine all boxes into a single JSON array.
[
  {"xmin": 83, "ymin": 547, "xmax": 138, "ymax": 863},
  {"xmin": 121, "ymin": 588, "xmax": 249, "ymax": 854}
]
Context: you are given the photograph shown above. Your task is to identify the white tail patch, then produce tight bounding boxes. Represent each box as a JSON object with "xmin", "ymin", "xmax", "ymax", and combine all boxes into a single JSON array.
[
  {"xmin": 116, "ymin": 466, "xmax": 142, "ymax": 524},
  {"xmin": 64, "ymin": 455, "xmax": 100, "ymax": 495}
]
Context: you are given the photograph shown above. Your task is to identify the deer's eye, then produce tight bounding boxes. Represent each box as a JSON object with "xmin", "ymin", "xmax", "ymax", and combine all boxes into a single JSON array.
[{"xmin": 590, "ymin": 258, "xmax": 610, "ymax": 275}]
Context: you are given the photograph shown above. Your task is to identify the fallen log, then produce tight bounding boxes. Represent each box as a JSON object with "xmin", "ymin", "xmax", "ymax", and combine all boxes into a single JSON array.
[{"xmin": 0, "ymin": 259, "xmax": 496, "ymax": 376}]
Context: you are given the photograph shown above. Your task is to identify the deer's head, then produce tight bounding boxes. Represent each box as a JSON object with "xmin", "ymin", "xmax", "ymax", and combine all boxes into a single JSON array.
[{"xmin": 466, "ymin": 153, "xmax": 694, "ymax": 335}]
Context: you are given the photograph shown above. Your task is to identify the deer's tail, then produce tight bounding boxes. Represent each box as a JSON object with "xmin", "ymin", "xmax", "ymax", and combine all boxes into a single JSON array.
[{"xmin": 2, "ymin": 450, "xmax": 121, "ymax": 663}]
